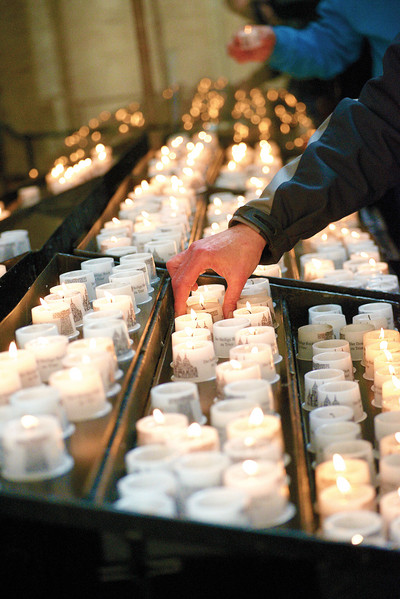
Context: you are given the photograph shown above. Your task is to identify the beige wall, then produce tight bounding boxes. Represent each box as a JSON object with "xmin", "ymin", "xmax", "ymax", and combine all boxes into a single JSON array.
[{"xmin": 0, "ymin": 0, "xmax": 257, "ymax": 180}]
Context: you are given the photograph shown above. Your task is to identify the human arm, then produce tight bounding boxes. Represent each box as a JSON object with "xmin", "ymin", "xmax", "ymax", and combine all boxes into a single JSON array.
[
  {"xmin": 229, "ymin": 34, "xmax": 400, "ymax": 261},
  {"xmin": 228, "ymin": 0, "xmax": 363, "ymax": 79}
]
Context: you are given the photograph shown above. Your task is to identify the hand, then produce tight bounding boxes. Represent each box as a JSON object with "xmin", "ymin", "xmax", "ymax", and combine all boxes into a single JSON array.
[
  {"xmin": 167, "ymin": 224, "xmax": 267, "ymax": 319},
  {"xmin": 227, "ymin": 25, "xmax": 276, "ymax": 63}
]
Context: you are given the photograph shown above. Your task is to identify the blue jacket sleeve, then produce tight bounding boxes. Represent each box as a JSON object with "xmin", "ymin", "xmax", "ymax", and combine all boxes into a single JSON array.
[
  {"xmin": 229, "ymin": 34, "xmax": 400, "ymax": 263},
  {"xmin": 268, "ymin": 0, "xmax": 363, "ymax": 79}
]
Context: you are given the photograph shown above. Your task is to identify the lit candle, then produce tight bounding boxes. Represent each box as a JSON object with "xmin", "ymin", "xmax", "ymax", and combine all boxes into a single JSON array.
[
  {"xmin": 100, "ymin": 235, "xmax": 132, "ymax": 253},
  {"xmin": 226, "ymin": 408, "xmax": 283, "ymax": 446},
  {"xmin": 1, "ymin": 414, "xmax": 73, "ymax": 481},
  {"xmin": 136, "ymin": 409, "xmax": 189, "ymax": 445},
  {"xmin": 173, "ymin": 450, "xmax": 228, "ymax": 497},
  {"xmin": 213, "ymin": 317, "xmax": 251, "ymax": 358},
  {"xmin": 322, "ymin": 511, "xmax": 384, "ymax": 545},
  {"xmin": 0, "ymin": 367, "xmax": 22, "ymax": 405},
  {"xmin": 31, "ymin": 298, "xmax": 77, "ymax": 338},
  {"xmin": 186, "ymin": 293, "xmax": 223, "ymax": 323},
  {"xmin": 235, "ymin": 326, "xmax": 280, "ymax": 363},
  {"xmin": 379, "ymin": 432, "xmax": 400, "ymax": 458},
  {"xmin": 216, "ymin": 360, "xmax": 261, "ymax": 396},
  {"xmin": 50, "ymin": 282, "xmax": 91, "ymax": 312},
  {"xmin": 382, "ymin": 375, "xmax": 400, "ymax": 412},
  {"xmin": 229, "ymin": 343, "xmax": 277, "ymax": 382},
  {"xmin": 374, "ymin": 364, "xmax": 400, "ymax": 409},
  {"xmin": 233, "ymin": 302, "xmax": 272, "ymax": 327},
  {"xmin": 15, "ymin": 323, "xmax": 59, "ymax": 349},
  {"xmin": 48, "ymin": 365, "xmax": 110, "ymax": 422},
  {"xmin": 379, "ymin": 488, "xmax": 400, "ymax": 528},
  {"xmin": 191, "ymin": 284, "xmax": 225, "ymax": 302},
  {"xmin": 318, "ymin": 476, "xmax": 376, "ymax": 520},
  {"xmin": 315, "ymin": 453, "xmax": 371, "ymax": 495},
  {"xmin": 174, "ymin": 309, "xmax": 213, "ymax": 335},
  {"xmin": 172, "ymin": 339, "xmax": 217, "ymax": 382},
  {"xmin": 93, "ymin": 292, "xmax": 138, "ymax": 332},
  {"xmin": 0, "ymin": 342, "xmax": 41, "ymax": 388},
  {"xmin": 25, "ymin": 335, "xmax": 69, "ymax": 383},
  {"xmin": 171, "ymin": 326, "xmax": 211, "ymax": 347}
]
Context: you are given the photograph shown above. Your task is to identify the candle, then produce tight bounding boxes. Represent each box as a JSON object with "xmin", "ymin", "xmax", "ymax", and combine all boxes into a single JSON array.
[
  {"xmin": 317, "ymin": 380, "xmax": 365, "ymax": 422},
  {"xmin": 114, "ymin": 492, "xmax": 177, "ymax": 518},
  {"xmin": 226, "ymin": 408, "xmax": 283, "ymax": 445},
  {"xmin": 308, "ymin": 405, "xmax": 354, "ymax": 453},
  {"xmin": 322, "ymin": 510, "xmax": 384, "ymax": 544},
  {"xmin": 374, "ymin": 412, "xmax": 400, "ymax": 446},
  {"xmin": 186, "ymin": 294, "xmax": 223, "ymax": 323},
  {"xmin": 223, "ymin": 435, "xmax": 284, "ymax": 464},
  {"xmin": 318, "ymin": 477, "xmax": 376, "ymax": 520},
  {"xmin": 136, "ymin": 410, "xmax": 189, "ymax": 445},
  {"xmin": 0, "ymin": 342, "xmax": 41, "ymax": 388},
  {"xmin": 172, "ymin": 339, "xmax": 217, "ymax": 382},
  {"xmin": 229, "ymin": 343, "xmax": 278, "ymax": 382},
  {"xmin": 173, "ymin": 451, "xmax": 230, "ymax": 498},
  {"xmin": 223, "ymin": 378, "xmax": 274, "ymax": 412},
  {"xmin": 315, "ymin": 453, "xmax": 371, "ymax": 495},
  {"xmin": 150, "ymin": 381, "xmax": 205, "ymax": 424},
  {"xmin": 216, "ymin": 360, "xmax": 261, "ymax": 396},
  {"xmin": 117, "ymin": 470, "xmax": 177, "ymax": 499},
  {"xmin": 374, "ymin": 364, "xmax": 400, "ymax": 409},
  {"xmin": 382, "ymin": 376, "xmax": 400, "ymax": 412},
  {"xmin": 312, "ymin": 351, "xmax": 354, "ymax": 381},
  {"xmin": 213, "ymin": 317, "xmax": 251, "ymax": 358},
  {"xmin": 233, "ymin": 302, "xmax": 272, "ymax": 327},
  {"xmin": 303, "ymin": 368, "xmax": 345, "ymax": 411},
  {"xmin": 120, "ymin": 252, "xmax": 158, "ymax": 283},
  {"xmin": 25, "ymin": 335, "xmax": 69, "ymax": 383},
  {"xmin": 125, "ymin": 443, "xmax": 181, "ymax": 473},
  {"xmin": 15, "ymin": 323, "xmax": 59, "ymax": 349},
  {"xmin": 308, "ymin": 303, "xmax": 343, "ymax": 323},
  {"xmin": 59, "ymin": 269, "xmax": 97, "ymax": 302},
  {"xmin": 314, "ymin": 421, "xmax": 362, "ymax": 464},
  {"xmin": 322, "ymin": 439, "xmax": 377, "ymax": 483},
  {"xmin": 297, "ymin": 324, "xmax": 334, "ymax": 360},
  {"xmin": 310, "ymin": 313, "xmax": 347, "ymax": 339},
  {"xmin": 186, "ymin": 487, "xmax": 249, "ymax": 527},
  {"xmin": 50, "ymin": 282, "xmax": 91, "ymax": 312},
  {"xmin": 358, "ymin": 302, "xmax": 395, "ymax": 330},
  {"xmin": 363, "ymin": 328, "xmax": 400, "ymax": 364},
  {"xmin": 80, "ymin": 257, "xmax": 114, "ymax": 286},
  {"xmin": 191, "ymin": 284, "xmax": 225, "ymax": 302},
  {"xmin": 93, "ymin": 293, "xmax": 138, "ymax": 332},
  {"xmin": 380, "ymin": 433, "xmax": 400, "ymax": 458},
  {"xmin": 0, "ymin": 367, "xmax": 22, "ymax": 405},
  {"xmin": 235, "ymin": 326, "xmax": 281, "ymax": 363},
  {"xmin": 83, "ymin": 319, "xmax": 133, "ymax": 361},
  {"xmin": 48, "ymin": 365, "xmax": 111, "ymax": 422},
  {"xmin": 379, "ymin": 454, "xmax": 400, "ymax": 494},
  {"xmin": 312, "ymin": 339, "xmax": 350, "ymax": 357},
  {"xmin": 31, "ymin": 298, "xmax": 77, "ymax": 338},
  {"xmin": 379, "ymin": 489, "xmax": 400, "ymax": 528},
  {"xmin": 1, "ymin": 414, "xmax": 73, "ymax": 481},
  {"xmin": 174, "ymin": 310, "xmax": 213, "ymax": 335},
  {"xmin": 171, "ymin": 327, "xmax": 211, "ymax": 347},
  {"xmin": 61, "ymin": 348, "xmax": 117, "ymax": 396},
  {"xmin": 100, "ymin": 235, "xmax": 132, "ymax": 253}
]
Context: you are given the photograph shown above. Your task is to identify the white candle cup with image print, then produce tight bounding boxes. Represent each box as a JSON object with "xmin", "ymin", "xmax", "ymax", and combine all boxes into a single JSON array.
[
  {"xmin": 0, "ymin": 343, "xmax": 41, "ymax": 389},
  {"xmin": 93, "ymin": 293, "xmax": 137, "ymax": 331},
  {"xmin": 80, "ymin": 257, "xmax": 114, "ymax": 286},
  {"xmin": 83, "ymin": 319, "xmax": 133, "ymax": 361},
  {"xmin": 104, "ymin": 245, "xmax": 138, "ymax": 259},
  {"xmin": 50, "ymin": 282, "xmax": 91, "ymax": 313},
  {"xmin": 144, "ymin": 239, "xmax": 177, "ymax": 263},
  {"xmin": 322, "ymin": 510, "xmax": 384, "ymax": 544},
  {"xmin": 15, "ymin": 323, "xmax": 59, "ymax": 349},
  {"xmin": 175, "ymin": 311, "xmax": 213, "ymax": 335},
  {"xmin": 353, "ymin": 312, "xmax": 388, "ymax": 330},
  {"xmin": 48, "ymin": 365, "xmax": 111, "ymax": 422},
  {"xmin": 233, "ymin": 304, "xmax": 272, "ymax": 327},
  {"xmin": 171, "ymin": 327, "xmax": 211, "ymax": 347},
  {"xmin": 31, "ymin": 299, "xmax": 77, "ymax": 339},
  {"xmin": 216, "ymin": 360, "xmax": 261, "ymax": 396},
  {"xmin": 173, "ymin": 451, "xmax": 230, "ymax": 501},
  {"xmin": 61, "ymin": 348, "xmax": 117, "ymax": 395},
  {"xmin": 312, "ymin": 338, "xmax": 351, "ymax": 357},
  {"xmin": 382, "ymin": 376, "xmax": 400, "ymax": 412},
  {"xmin": 374, "ymin": 364, "xmax": 400, "ymax": 409},
  {"xmin": 96, "ymin": 279, "xmax": 139, "ymax": 312},
  {"xmin": 166, "ymin": 422, "xmax": 220, "ymax": 454},
  {"xmin": 379, "ymin": 433, "xmax": 400, "ymax": 458},
  {"xmin": 113, "ymin": 262, "xmax": 152, "ymax": 294},
  {"xmin": 59, "ymin": 269, "xmax": 97, "ymax": 302},
  {"xmin": 102, "ymin": 217, "xmax": 134, "ymax": 237},
  {"xmin": 339, "ymin": 322, "xmax": 375, "ymax": 361},
  {"xmin": 310, "ymin": 313, "xmax": 347, "ymax": 339},
  {"xmin": 150, "ymin": 381, "xmax": 205, "ymax": 424},
  {"xmin": 1, "ymin": 414, "xmax": 73, "ymax": 482},
  {"xmin": 187, "ymin": 295, "xmax": 223, "ymax": 324},
  {"xmin": 308, "ymin": 304, "xmax": 343, "ymax": 323},
  {"xmin": 226, "ymin": 409, "xmax": 283, "ymax": 453},
  {"xmin": 172, "ymin": 339, "xmax": 217, "ymax": 383},
  {"xmin": 303, "ymin": 368, "xmax": 345, "ymax": 411},
  {"xmin": 100, "ymin": 236, "xmax": 132, "ymax": 254},
  {"xmin": 297, "ymin": 323, "xmax": 334, "ymax": 360},
  {"xmin": 308, "ymin": 405, "xmax": 355, "ymax": 453},
  {"xmin": 191, "ymin": 284, "xmax": 225, "ymax": 303},
  {"xmin": 223, "ymin": 434, "xmax": 285, "ymax": 464},
  {"xmin": 124, "ymin": 443, "xmax": 181, "ymax": 474},
  {"xmin": 317, "ymin": 380, "xmax": 365, "ymax": 422},
  {"xmin": 363, "ymin": 327, "xmax": 400, "ymax": 362},
  {"xmin": 223, "ymin": 378, "xmax": 274, "ymax": 413},
  {"xmin": 358, "ymin": 302, "xmax": 395, "ymax": 330},
  {"xmin": 210, "ymin": 398, "xmax": 262, "ymax": 444},
  {"xmin": 235, "ymin": 325, "xmax": 281, "ymax": 364},
  {"xmin": 10, "ymin": 385, "xmax": 74, "ymax": 438},
  {"xmin": 314, "ymin": 421, "xmax": 362, "ymax": 464},
  {"xmin": 374, "ymin": 411, "xmax": 400, "ymax": 448},
  {"xmin": 213, "ymin": 317, "xmax": 251, "ymax": 358},
  {"xmin": 313, "ymin": 351, "xmax": 354, "ymax": 381},
  {"xmin": 229, "ymin": 343, "xmax": 278, "ymax": 382},
  {"xmin": 120, "ymin": 252, "xmax": 158, "ymax": 283},
  {"xmin": 25, "ymin": 335, "xmax": 69, "ymax": 383},
  {"xmin": 45, "ymin": 289, "xmax": 85, "ymax": 327}
]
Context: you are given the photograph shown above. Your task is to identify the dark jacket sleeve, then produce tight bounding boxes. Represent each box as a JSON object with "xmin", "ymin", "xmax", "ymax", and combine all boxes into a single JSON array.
[{"xmin": 229, "ymin": 34, "xmax": 400, "ymax": 264}]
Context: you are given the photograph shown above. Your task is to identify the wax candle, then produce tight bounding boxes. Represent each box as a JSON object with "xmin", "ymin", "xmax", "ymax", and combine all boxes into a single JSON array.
[
  {"xmin": 297, "ymin": 324, "xmax": 334, "ymax": 361},
  {"xmin": 114, "ymin": 491, "xmax": 177, "ymax": 517},
  {"xmin": 382, "ymin": 375, "xmax": 400, "ymax": 412},
  {"xmin": 59, "ymin": 269, "xmax": 97, "ymax": 302},
  {"xmin": 312, "ymin": 351, "xmax": 354, "ymax": 381},
  {"xmin": 150, "ymin": 381, "xmax": 204, "ymax": 424},
  {"xmin": 314, "ymin": 421, "xmax": 362, "ymax": 464},
  {"xmin": 213, "ymin": 317, "xmax": 251, "ymax": 358},
  {"xmin": 48, "ymin": 365, "xmax": 110, "ymax": 422},
  {"xmin": 233, "ymin": 302, "xmax": 272, "ymax": 327},
  {"xmin": 229, "ymin": 343, "xmax": 277, "ymax": 382},
  {"xmin": 136, "ymin": 410, "xmax": 189, "ymax": 445},
  {"xmin": 175, "ymin": 310, "xmax": 213, "ymax": 335},
  {"xmin": 359, "ymin": 302, "xmax": 395, "ymax": 330},
  {"xmin": 0, "ymin": 367, "xmax": 22, "ymax": 405},
  {"xmin": 317, "ymin": 380, "xmax": 364, "ymax": 422},
  {"xmin": 25, "ymin": 335, "xmax": 69, "ymax": 383},
  {"xmin": 308, "ymin": 405, "xmax": 354, "ymax": 453},
  {"xmin": 62, "ymin": 348, "xmax": 117, "ymax": 396},
  {"xmin": 171, "ymin": 327, "xmax": 211, "ymax": 348},
  {"xmin": 172, "ymin": 339, "xmax": 217, "ymax": 382},
  {"xmin": 223, "ymin": 378, "xmax": 274, "ymax": 412},
  {"xmin": 380, "ymin": 433, "xmax": 400, "ymax": 458},
  {"xmin": 379, "ymin": 489, "xmax": 400, "ymax": 528},
  {"xmin": 318, "ymin": 477, "xmax": 376, "ymax": 520},
  {"xmin": 93, "ymin": 293, "xmax": 138, "ymax": 331},
  {"xmin": 15, "ymin": 323, "xmax": 59, "ymax": 349},
  {"xmin": 235, "ymin": 325, "xmax": 281, "ymax": 363},
  {"xmin": 83, "ymin": 319, "xmax": 133, "ymax": 361},
  {"xmin": 223, "ymin": 435, "xmax": 285, "ymax": 464},
  {"xmin": 0, "ymin": 342, "xmax": 41, "ymax": 388},
  {"xmin": 322, "ymin": 511, "xmax": 384, "ymax": 545},
  {"xmin": 120, "ymin": 252, "xmax": 158, "ymax": 283},
  {"xmin": 125, "ymin": 443, "xmax": 181, "ymax": 474},
  {"xmin": 216, "ymin": 360, "xmax": 261, "ymax": 396},
  {"xmin": 186, "ymin": 487, "xmax": 249, "ymax": 526},
  {"xmin": 173, "ymin": 451, "xmax": 230, "ymax": 498},
  {"xmin": 315, "ymin": 453, "xmax": 371, "ymax": 495},
  {"xmin": 186, "ymin": 294, "xmax": 223, "ymax": 323},
  {"xmin": 226, "ymin": 408, "xmax": 283, "ymax": 445},
  {"xmin": 374, "ymin": 411, "xmax": 400, "ymax": 446},
  {"xmin": 379, "ymin": 453, "xmax": 400, "ymax": 494},
  {"xmin": 191, "ymin": 284, "xmax": 225, "ymax": 302},
  {"xmin": 1, "ymin": 414, "xmax": 73, "ymax": 481},
  {"xmin": 80, "ymin": 257, "xmax": 114, "ymax": 286},
  {"xmin": 31, "ymin": 298, "xmax": 77, "ymax": 338},
  {"xmin": 50, "ymin": 282, "xmax": 91, "ymax": 313}
]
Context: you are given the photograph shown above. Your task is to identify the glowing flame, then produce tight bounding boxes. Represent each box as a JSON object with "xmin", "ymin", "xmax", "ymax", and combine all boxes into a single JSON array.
[
  {"xmin": 199, "ymin": 293, "xmax": 205, "ymax": 309},
  {"xmin": 242, "ymin": 459, "xmax": 258, "ymax": 476},
  {"xmin": 383, "ymin": 350, "xmax": 393, "ymax": 362},
  {"xmin": 251, "ymin": 346, "xmax": 259, "ymax": 355},
  {"xmin": 248, "ymin": 407, "xmax": 264, "ymax": 426},
  {"xmin": 190, "ymin": 309, "xmax": 198, "ymax": 320},
  {"xmin": 244, "ymin": 24, "xmax": 253, "ymax": 34},
  {"xmin": 246, "ymin": 301, "xmax": 252, "ymax": 312},
  {"xmin": 184, "ymin": 327, "xmax": 194, "ymax": 337},
  {"xmin": 391, "ymin": 375, "xmax": 400, "ymax": 390},
  {"xmin": 244, "ymin": 436, "xmax": 255, "ymax": 447},
  {"xmin": 380, "ymin": 340, "xmax": 389, "ymax": 351},
  {"xmin": 368, "ymin": 258, "xmax": 377, "ymax": 266},
  {"xmin": 21, "ymin": 415, "xmax": 39, "ymax": 429},
  {"xmin": 230, "ymin": 360, "xmax": 242, "ymax": 370},
  {"xmin": 188, "ymin": 423, "xmax": 201, "ymax": 438},
  {"xmin": 69, "ymin": 367, "xmax": 83, "ymax": 382},
  {"xmin": 389, "ymin": 365, "xmax": 397, "ymax": 376},
  {"xmin": 39, "ymin": 297, "xmax": 49, "ymax": 308},
  {"xmin": 336, "ymin": 476, "xmax": 351, "ymax": 494},
  {"xmin": 153, "ymin": 408, "xmax": 165, "ymax": 424},
  {"xmin": 351, "ymin": 534, "xmax": 364, "ymax": 546},
  {"xmin": 395, "ymin": 432, "xmax": 400, "ymax": 444},
  {"xmin": 379, "ymin": 328, "xmax": 385, "ymax": 340},
  {"xmin": 321, "ymin": 233, "xmax": 328, "ymax": 242},
  {"xmin": 332, "ymin": 453, "xmax": 346, "ymax": 472},
  {"xmin": 9, "ymin": 341, "xmax": 18, "ymax": 358},
  {"xmin": 112, "ymin": 217, "xmax": 120, "ymax": 225},
  {"xmin": 104, "ymin": 290, "xmax": 115, "ymax": 303}
]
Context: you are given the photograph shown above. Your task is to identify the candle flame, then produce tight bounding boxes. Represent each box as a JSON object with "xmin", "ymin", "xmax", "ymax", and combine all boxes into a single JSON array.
[
  {"xmin": 112, "ymin": 217, "xmax": 120, "ymax": 225},
  {"xmin": 251, "ymin": 346, "xmax": 259, "ymax": 355},
  {"xmin": 389, "ymin": 365, "xmax": 397, "ymax": 376},
  {"xmin": 368, "ymin": 258, "xmax": 377, "ymax": 266},
  {"xmin": 21, "ymin": 414, "xmax": 39, "ymax": 429},
  {"xmin": 89, "ymin": 339, "xmax": 98, "ymax": 350},
  {"xmin": 351, "ymin": 534, "xmax": 364, "ymax": 546},
  {"xmin": 383, "ymin": 350, "xmax": 393, "ymax": 362},
  {"xmin": 332, "ymin": 453, "xmax": 346, "ymax": 472},
  {"xmin": 336, "ymin": 476, "xmax": 351, "ymax": 494},
  {"xmin": 39, "ymin": 297, "xmax": 49, "ymax": 308},
  {"xmin": 321, "ymin": 233, "xmax": 328, "ymax": 242},
  {"xmin": 104, "ymin": 290, "xmax": 115, "ymax": 302},
  {"xmin": 244, "ymin": 24, "xmax": 253, "ymax": 34},
  {"xmin": 190, "ymin": 309, "xmax": 198, "ymax": 320},
  {"xmin": 153, "ymin": 408, "xmax": 165, "ymax": 424},
  {"xmin": 392, "ymin": 375, "xmax": 400, "ymax": 390},
  {"xmin": 199, "ymin": 293, "xmax": 205, "ymax": 309},
  {"xmin": 246, "ymin": 301, "xmax": 252, "ymax": 312},
  {"xmin": 380, "ymin": 340, "xmax": 389, "ymax": 351},
  {"xmin": 379, "ymin": 328, "xmax": 385, "ymax": 340},
  {"xmin": 395, "ymin": 432, "xmax": 400, "ymax": 444},
  {"xmin": 188, "ymin": 423, "xmax": 201, "ymax": 438},
  {"xmin": 248, "ymin": 407, "xmax": 264, "ymax": 426},
  {"xmin": 242, "ymin": 459, "xmax": 258, "ymax": 476},
  {"xmin": 244, "ymin": 436, "xmax": 255, "ymax": 447},
  {"xmin": 69, "ymin": 367, "xmax": 83, "ymax": 382},
  {"xmin": 9, "ymin": 341, "xmax": 18, "ymax": 358},
  {"xmin": 184, "ymin": 327, "xmax": 194, "ymax": 337},
  {"xmin": 230, "ymin": 360, "xmax": 242, "ymax": 370}
]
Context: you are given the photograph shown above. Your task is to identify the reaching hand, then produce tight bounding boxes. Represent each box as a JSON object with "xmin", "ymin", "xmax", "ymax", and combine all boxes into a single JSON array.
[
  {"xmin": 227, "ymin": 25, "xmax": 276, "ymax": 63},
  {"xmin": 167, "ymin": 224, "xmax": 267, "ymax": 319}
]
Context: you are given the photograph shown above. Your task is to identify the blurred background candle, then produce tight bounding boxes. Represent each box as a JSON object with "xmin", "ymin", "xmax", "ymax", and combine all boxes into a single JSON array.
[{"xmin": 0, "ymin": 342, "xmax": 41, "ymax": 388}]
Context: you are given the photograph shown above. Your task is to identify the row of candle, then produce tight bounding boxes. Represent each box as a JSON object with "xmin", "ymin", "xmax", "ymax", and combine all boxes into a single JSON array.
[
  {"xmin": 0, "ymin": 254, "xmax": 161, "ymax": 481},
  {"xmin": 298, "ymin": 298, "xmax": 400, "ymax": 545},
  {"xmin": 0, "ymin": 229, "xmax": 31, "ymax": 262}
]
